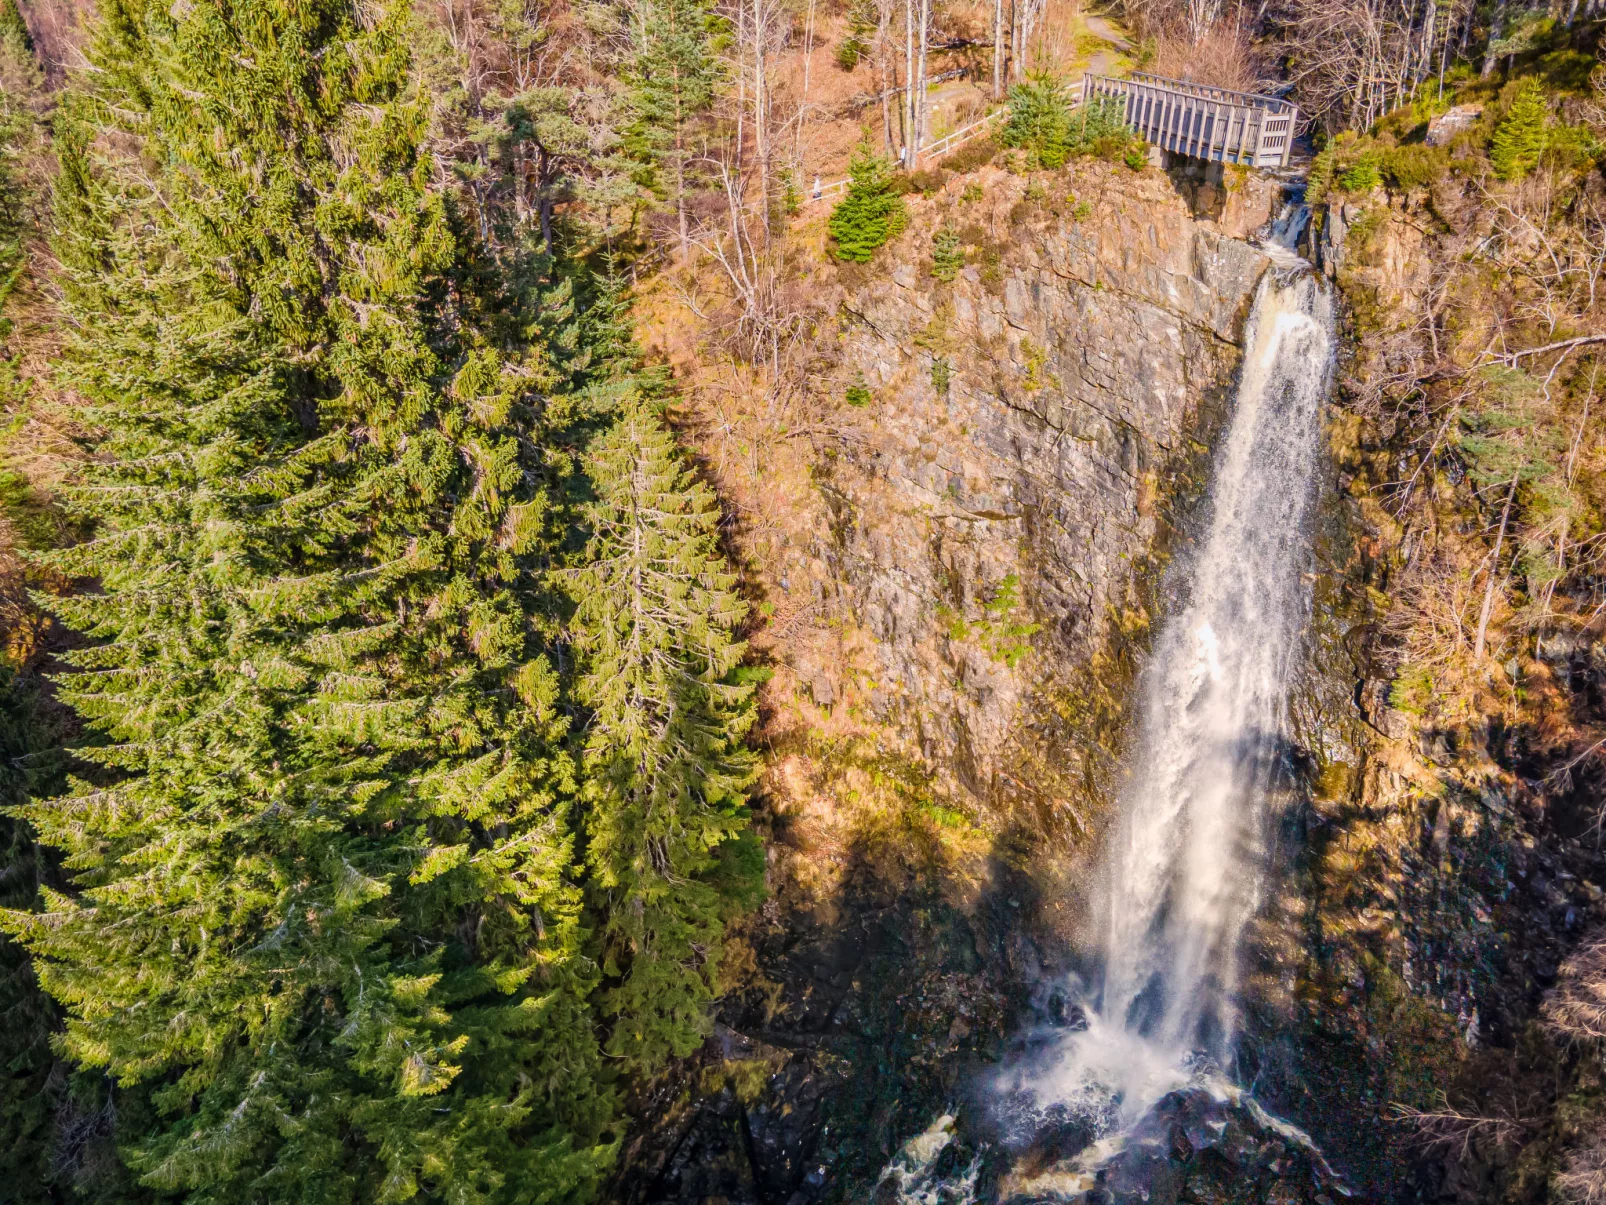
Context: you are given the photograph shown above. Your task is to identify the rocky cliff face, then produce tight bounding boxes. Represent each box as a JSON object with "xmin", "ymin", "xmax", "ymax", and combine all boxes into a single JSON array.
[
  {"xmin": 612, "ymin": 161, "xmax": 1288, "ymax": 1205},
  {"xmin": 808, "ymin": 164, "xmax": 1273, "ymax": 801}
]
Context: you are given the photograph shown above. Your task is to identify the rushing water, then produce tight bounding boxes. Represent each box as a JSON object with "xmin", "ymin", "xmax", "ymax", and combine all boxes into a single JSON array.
[
  {"xmin": 994, "ymin": 248, "xmax": 1335, "ymax": 1131},
  {"xmin": 880, "ymin": 216, "xmax": 1338, "ymax": 1201}
]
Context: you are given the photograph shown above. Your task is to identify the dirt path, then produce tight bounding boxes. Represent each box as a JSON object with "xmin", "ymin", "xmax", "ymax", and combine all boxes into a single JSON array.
[{"xmin": 1080, "ymin": 11, "xmax": 1131, "ymax": 79}]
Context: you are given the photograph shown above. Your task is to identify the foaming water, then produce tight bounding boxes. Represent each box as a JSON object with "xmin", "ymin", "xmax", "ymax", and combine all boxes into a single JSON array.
[{"xmin": 993, "ymin": 218, "xmax": 1336, "ymax": 1139}]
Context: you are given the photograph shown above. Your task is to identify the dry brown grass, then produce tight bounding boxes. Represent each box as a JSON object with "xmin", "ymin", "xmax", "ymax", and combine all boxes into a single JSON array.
[
  {"xmin": 1558, "ymin": 1137, "xmax": 1606, "ymax": 1205},
  {"xmin": 1544, "ymin": 932, "xmax": 1606, "ymax": 1044}
]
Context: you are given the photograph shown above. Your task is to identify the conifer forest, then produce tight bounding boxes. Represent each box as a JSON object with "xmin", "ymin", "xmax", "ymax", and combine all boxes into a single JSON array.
[{"xmin": 0, "ymin": 0, "xmax": 1605, "ymax": 1195}]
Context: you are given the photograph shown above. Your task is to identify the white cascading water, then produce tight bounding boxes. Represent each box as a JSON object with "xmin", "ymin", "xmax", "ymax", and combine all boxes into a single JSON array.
[
  {"xmin": 995, "ymin": 220, "xmax": 1336, "ymax": 1133},
  {"xmin": 879, "ymin": 215, "xmax": 1337, "ymax": 1201}
]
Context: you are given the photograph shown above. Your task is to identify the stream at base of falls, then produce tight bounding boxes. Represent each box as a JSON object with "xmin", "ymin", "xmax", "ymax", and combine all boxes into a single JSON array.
[{"xmin": 874, "ymin": 214, "xmax": 1344, "ymax": 1204}]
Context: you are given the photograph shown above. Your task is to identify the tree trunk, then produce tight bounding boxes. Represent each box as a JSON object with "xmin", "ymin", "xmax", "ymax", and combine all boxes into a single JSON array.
[
  {"xmin": 754, "ymin": 0, "xmax": 770, "ymax": 238},
  {"xmin": 1010, "ymin": 0, "xmax": 1021, "ymax": 82},
  {"xmin": 538, "ymin": 147, "xmax": 554, "ymax": 255},
  {"xmin": 904, "ymin": 0, "xmax": 915, "ymax": 165},
  {"xmin": 1473, "ymin": 472, "xmax": 1519, "ymax": 660},
  {"xmin": 992, "ymin": 0, "xmax": 1004, "ymax": 99},
  {"xmin": 880, "ymin": 17, "xmax": 896, "ymax": 157},
  {"xmin": 1480, "ymin": 0, "xmax": 1505, "ymax": 77},
  {"xmin": 915, "ymin": 0, "xmax": 929, "ymax": 159},
  {"xmin": 797, "ymin": 0, "xmax": 816, "ymax": 160}
]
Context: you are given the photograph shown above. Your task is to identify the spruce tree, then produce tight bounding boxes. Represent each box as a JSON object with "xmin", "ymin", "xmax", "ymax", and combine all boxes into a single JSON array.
[
  {"xmin": 1003, "ymin": 71, "xmax": 1073, "ymax": 168},
  {"xmin": 562, "ymin": 402, "xmax": 759, "ymax": 1074},
  {"xmin": 623, "ymin": 0, "xmax": 723, "ymax": 254},
  {"xmin": 0, "ymin": 0, "xmax": 617, "ymax": 1198},
  {"xmin": 1491, "ymin": 78, "xmax": 1550, "ymax": 180},
  {"xmin": 0, "ymin": 0, "xmax": 31, "ymax": 54},
  {"xmin": 828, "ymin": 142, "xmax": 907, "ymax": 263}
]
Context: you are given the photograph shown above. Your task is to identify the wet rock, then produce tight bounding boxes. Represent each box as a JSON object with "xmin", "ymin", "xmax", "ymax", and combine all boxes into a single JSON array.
[{"xmin": 1002, "ymin": 1086, "xmax": 1353, "ymax": 1205}]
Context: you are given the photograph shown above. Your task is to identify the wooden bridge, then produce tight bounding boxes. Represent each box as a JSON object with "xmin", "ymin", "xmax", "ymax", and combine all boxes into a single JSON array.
[{"xmin": 1080, "ymin": 73, "xmax": 1298, "ymax": 169}]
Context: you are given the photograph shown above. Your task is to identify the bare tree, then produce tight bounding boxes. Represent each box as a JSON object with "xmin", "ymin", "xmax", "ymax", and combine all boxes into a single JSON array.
[{"xmin": 1279, "ymin": 0, "xmax": 1466, "ymax": 129}]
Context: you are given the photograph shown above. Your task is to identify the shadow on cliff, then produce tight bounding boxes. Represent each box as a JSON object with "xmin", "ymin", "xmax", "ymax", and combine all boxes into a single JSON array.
[
  {"xmin": 604, "ymin": 805, "xmax": 1081, "ymax": 1205},
  {"xmin": 1240, "ymin": 642, "xmax": 1606, "ymax": 1205}
]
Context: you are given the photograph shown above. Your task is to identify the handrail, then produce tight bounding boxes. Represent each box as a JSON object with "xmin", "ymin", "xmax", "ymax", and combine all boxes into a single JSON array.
[
  {"xmin": 1124, "ymin": 71, "xmax": 1296, "ymax": 114},
  {"xmin": 1082, "ymin": 72, "xmax": 1298, "ymax": 168},
  {"xmin": 803, "ymin": 107, "xmax": 1005, "ymax": 205},
  {"xmin": 917, "ymin": 107, "xmax": 1006, "ymax": 162}
]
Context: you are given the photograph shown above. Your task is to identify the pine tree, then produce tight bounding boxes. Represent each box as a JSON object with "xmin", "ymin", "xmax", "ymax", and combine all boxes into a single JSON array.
[
  {"xmin": 931, "ymin": 224, "xmax": 963, "ymax": 282},
  {"xmin": 1491, "ymin": 78, "xmax": 1550, "ymax": 180},
  {"xmin": 623, "ymin": 0, "xmax": 723, "ymax": 254},
  {"xmin": 835, "ymin": 0, "xmax": 876, "ymax": 71},
  {"xmin": 1003, "ymin": 71, "xmax": 1073, "ymax": 169},
  {"xmin": 562, "ymin": 402, "xmax": 760, "ymax": 1074},
  {"xmin": 0, "ymin": 0, "xmax": 31, "ymax": 54},
  {"xmin": 828, "ymin": 142, "xmax": 907, "ymax": 263},
  {"xmin": 0, "ymin": 0, "xmax": 617, "ymax": 1197}
]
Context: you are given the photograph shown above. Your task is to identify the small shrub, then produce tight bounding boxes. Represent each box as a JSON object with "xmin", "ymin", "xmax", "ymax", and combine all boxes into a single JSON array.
[
  {"xmin": 1543, "ymin": 122, "xmax": 1605, "ymax": 173},
  {"xmin": 979, "ymin": 574, "xmax": 1041, "ymax": 668},
  {"xmin": 1070, "ymin": 198, "xmax": 1091, "ymax": 221},
  {"xmin": 845, "ymin": 378, "xmax": 873, "ymax": 407},
  {"xmin": 1306, "ymin": 143, "xmax": 1338, "ymax": 204},
  {"xmin": 835, "ymin": 0, "xmax": 877, "ymax": 71},
  {"xmin": 895, "ymin": 168, "xmax": 948, "ymax": 195},
  {"xmin": 1024, "ymin": 179, "xmax": 1046, "ymax": 202},
  {"xmin": 940, "ymin": 136, "xmax": 998, "ymax": 174},
  {"xmin": 960, "ymin": 181, "xmax": 984, "ymax": 204},
  {"xmin": 931, "ymin": 357, "xmax": 951, "ymax": 395},
  {"xmin": 1389, "ymin": 664, "xmax": 1435, "ymax": 714},
  {"xmin": 1383, "ymin": 144, "xmax": 1449, "ymax": 191},
  {"xmin": 1124, "ymin": 139, "xmax": 1149, "ymax": 170},
  {"xmin": 1004, "ymin": 74, "xmax": 1143, "ymax": 170},
  {"xmin": 1003, "ymin": 71, "xmax": 1074, "ymax": 169},
  {"xmin": 829, "ymin": 143, "xmax": 908, "ymax": 262},
  {"xmin": 931, "ymin": 225, "xmax": 964, "ymax": 281},
  {"xmin": 1338, "ymin": 149, "xmax": 1383, "ymax": 192}
]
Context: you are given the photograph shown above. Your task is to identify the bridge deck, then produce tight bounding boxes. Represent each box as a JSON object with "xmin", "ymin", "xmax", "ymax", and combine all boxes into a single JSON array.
[{"xmin": 1081, "ymin": 73, "xmax": 1298, "ymax": 170}]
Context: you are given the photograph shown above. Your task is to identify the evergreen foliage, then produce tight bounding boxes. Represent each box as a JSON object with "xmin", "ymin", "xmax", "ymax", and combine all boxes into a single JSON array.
[
  {"xmin": 1, "ymin": 0, "xmax": 625, "ymax": 1197},
  {"xmin": 1003, "ymin": 72, "xmax": 1075, "ymax": 168},
  {"xmin": 623, "ymin": 0, "xmax": 724, "ymax": 246},
  {"xmin": 562, "ymin": 403, "xmax": 759, "ymax": 1075},
  {"xmin": 1491, "ymin": 78, "xmax": 1550, "ymax": 179},
  {"xmin": 1338, "ymin": 148, "xmax": 1383, "ymax": 192},
  {"xmin": 835, "ymin": 0, "xmax": 877, "ymax": 71},
  {"xmin": 930, "ymin": 225, "xmax": 963, "ymax": 282},
  {"xmin": 828, "ymin": 143, "xmax": 907, "ymax": 262},
  {"xmin": 1002, "ymin": 76, "xmax": 1136, "ymax": 170},
  {"xmin": 0, "ymin": 0, "xmax": 30, "ymax": 54}
]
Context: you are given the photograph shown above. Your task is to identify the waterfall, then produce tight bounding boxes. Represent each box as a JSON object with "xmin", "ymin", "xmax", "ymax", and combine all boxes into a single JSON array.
[
  {"xmin": 1099, "ymin": 261, "xmax": 1334, "ymax": 1070},
  {"xmin": 991, "ymin": 224, "xmax": 1336, "ymax": 1138},
  {"xmin": 874, "ymin": 218, "xmax": 1339, "ymax": 1202}
]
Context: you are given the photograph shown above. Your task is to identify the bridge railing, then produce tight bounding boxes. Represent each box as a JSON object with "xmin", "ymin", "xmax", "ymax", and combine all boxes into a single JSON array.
[{"xmin": 1081, "ymin": 72, "xmax": 1298, "ymax": 170}]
